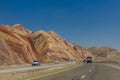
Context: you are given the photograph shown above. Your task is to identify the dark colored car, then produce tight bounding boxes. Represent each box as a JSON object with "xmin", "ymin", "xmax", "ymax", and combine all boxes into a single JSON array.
[
  {"xmin": 32, "ymin": 60, "xmax": 40, "ymax": 66},
  {"xmin": 86, "ymin": 57, "xmax": 92, "ymax": 63}
]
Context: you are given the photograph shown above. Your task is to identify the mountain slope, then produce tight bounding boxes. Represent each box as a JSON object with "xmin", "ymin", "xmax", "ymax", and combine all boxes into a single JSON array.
[
  {"xmin": 0, "ymin": 24, "xmax": 119, "ymax": 65},
  {"xmin": 0, "ymin": 25, "xmax": 41, "ymax": 65},
  {"xmin": 30, "ymin": 30, "xmax": 87, "ymax": 62},
  {"xmin": 71, "ymin": 44, "xmax": 93, "ymax": 59},
  {"xmin": 88, "ymin": 46, "xmax": 120, "ymax": 62},
  {"xmin": 4, "ymin": 24, "xmax": 32, "ymax": 36},
  {"xmin": 0, "ymin": 24, "xmax": 92, "ymax": 65}
]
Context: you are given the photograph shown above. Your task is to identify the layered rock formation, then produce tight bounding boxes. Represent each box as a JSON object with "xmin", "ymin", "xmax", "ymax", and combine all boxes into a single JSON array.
[
  {"xmin": 30, "ymin": 30, "xmax": 92, "ymax": 62},
  {"xmin": 72, "ymin": 43, "xmax": 93, "ymax": 58},
  {"xmin": 69, "ymin": 44, "xmax": 120, "ymax": 62},
  {"xmin": 0, "ymin": 25, "xmax": 41, "ymax": 65},
  {"xmin": 0, "ymin": 24, "xmax": 91, "ymax": 65},
  {"xmin": 0, "ymin": 24, "xmax": 119, "ymax": 65},
  {"xmin": 88, "ymin": 46, "xmax": 120, "ymax": 62}
]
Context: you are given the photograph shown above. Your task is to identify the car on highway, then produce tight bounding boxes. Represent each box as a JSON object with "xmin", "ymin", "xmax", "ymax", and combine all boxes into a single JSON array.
[
  {"xmin": 32, "ymin": 60, "xmax": 40, "ymax": 66},
  {"xmin": 86, "ymin": 56, "xmax": 93, "ymax": 63},
  {"xmin": 54, "ymin": 60, "xmax": 60, "ymax": 64}
]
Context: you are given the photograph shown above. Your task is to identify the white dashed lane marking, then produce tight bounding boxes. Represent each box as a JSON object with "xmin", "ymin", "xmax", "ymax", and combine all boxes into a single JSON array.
[
  {"xmin": 81, "ymin": 75, "xmax": 86, "ymax": 79},
  {"xmin": 89, "ymin": 69, "xmax": 92, "ymax": 72}
]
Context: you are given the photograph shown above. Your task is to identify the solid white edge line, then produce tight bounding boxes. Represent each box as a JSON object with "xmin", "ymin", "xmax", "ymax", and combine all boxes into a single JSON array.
[{"xmin": 104, "ymin": 64, "xmax": 120, "ymax": 69}]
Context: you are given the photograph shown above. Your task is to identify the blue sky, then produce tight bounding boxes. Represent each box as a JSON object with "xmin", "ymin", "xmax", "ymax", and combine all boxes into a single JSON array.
[{"xmin": 0, "ymin": 0, "xmax": 120, "ymax": 50}]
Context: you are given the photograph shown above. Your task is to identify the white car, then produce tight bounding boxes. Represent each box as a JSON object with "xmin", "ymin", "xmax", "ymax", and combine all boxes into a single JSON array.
[{"xmin": 32, "ymin": 60, "xmax": 40, "ymax": 66}]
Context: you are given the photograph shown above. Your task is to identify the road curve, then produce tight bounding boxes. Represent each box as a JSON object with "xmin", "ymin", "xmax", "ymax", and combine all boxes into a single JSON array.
[{"xmin": 33, "ymin": 63, "xmax": 120, "ymax": 80}]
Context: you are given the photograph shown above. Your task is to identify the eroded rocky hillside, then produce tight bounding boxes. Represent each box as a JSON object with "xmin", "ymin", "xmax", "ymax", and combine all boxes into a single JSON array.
[
  {"xmin": 0, "ymin": 24, "xmax": 91, "ymax": 65},
  {"xmin": 0, "ymin": 24, "xmax": 41, "ymax": 65},
  {"xmin": 72, "ymin": 44, "xmax": 120, "ymax": 62},
  {"xmin": 88, "ymin": 46, "xmax": 120, "ymax": 62}
]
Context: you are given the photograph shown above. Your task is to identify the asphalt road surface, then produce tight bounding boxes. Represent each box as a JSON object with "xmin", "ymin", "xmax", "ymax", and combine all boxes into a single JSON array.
[{"xmin": 34, "ymin": 63, "xmax": 120, "ymax": 80}]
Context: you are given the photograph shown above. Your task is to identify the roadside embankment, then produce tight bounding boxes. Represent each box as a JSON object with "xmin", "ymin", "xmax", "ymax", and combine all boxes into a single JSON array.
[{"xmin": 0, "ymin": 61, "xmax": 81, "ymax": 80}]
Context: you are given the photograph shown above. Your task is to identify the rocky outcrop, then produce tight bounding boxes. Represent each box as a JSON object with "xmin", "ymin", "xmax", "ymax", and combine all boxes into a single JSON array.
[
  {"xmin": 30, "ymin": 30, "xmax": 90, "ymax": 62},
  {"xmin": 0, "ymin": 24, "xmax": 90, "ymax": 65},
  {"xmin": 71, "ymin": 44, "xmax": 93, "ymax": 59},
  {"xmin": 88, "ymin": 46, "xmax": 120, "ymax": 62},
  {"xmin": 4, "ymin": 24, "xmax": 32, "ymax": 36},
  {"xmin": 88, "ymin": 47, "xmax": 120, "ymax": 57},
  {"xmin": 0, "ymin": 24, "xmax": 119, "ymax": 65},
  {"xmin": 0, "ymin": 25, "xmax": 40, "ymax": 65}
]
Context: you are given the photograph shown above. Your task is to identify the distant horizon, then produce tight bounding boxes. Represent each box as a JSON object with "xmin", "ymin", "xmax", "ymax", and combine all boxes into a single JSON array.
[{"xmin": 0, "ymin": 0, "xmax": 120, "ymax": 50}]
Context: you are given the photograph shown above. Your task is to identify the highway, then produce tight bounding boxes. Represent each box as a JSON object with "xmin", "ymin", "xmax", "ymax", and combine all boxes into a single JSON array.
[
  {"xmin": 0, "ymin": 62, "xmax": 74, "ymax": 74},
  {"xmin": 34, "ymin": 63, "xmax": 120, "ymax": 80}
]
